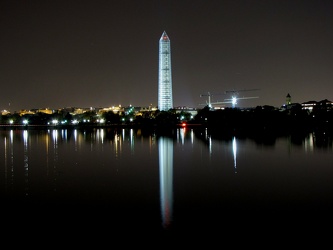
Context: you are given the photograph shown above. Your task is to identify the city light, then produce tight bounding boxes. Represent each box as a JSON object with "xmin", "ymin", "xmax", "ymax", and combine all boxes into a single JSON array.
[{"xmin": 232, "ymin": 97, "xmax": 237, "ymax": 106}]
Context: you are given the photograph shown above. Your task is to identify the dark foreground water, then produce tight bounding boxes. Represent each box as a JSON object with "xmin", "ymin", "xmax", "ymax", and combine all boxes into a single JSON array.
[{"xmin": 1, "ymin": 127, "xmax": 333, "ymax": 243}]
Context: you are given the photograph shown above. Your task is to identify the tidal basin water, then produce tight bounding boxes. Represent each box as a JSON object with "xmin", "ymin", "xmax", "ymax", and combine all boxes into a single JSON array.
[{"xmin": 1, "ymin": 127, "xmax": 333, "ymax": 238}]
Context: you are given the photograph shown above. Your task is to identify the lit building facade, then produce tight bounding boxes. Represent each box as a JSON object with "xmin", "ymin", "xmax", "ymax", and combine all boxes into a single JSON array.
[{"xmin": 158, "ymin": 31, "xmax": 173, "ymax": 111}]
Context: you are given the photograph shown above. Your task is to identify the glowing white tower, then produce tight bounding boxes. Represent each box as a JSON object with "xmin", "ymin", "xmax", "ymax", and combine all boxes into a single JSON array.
[{"xmin": 158, "ymin": 31, "xmax": 173, "ymax": 111}]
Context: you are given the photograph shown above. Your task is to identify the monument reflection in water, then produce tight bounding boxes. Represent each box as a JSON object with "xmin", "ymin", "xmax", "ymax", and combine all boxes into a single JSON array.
[
  {"xmin": 158, "ymin": 129, "xmax": 240, "ymax": 230},
  {"xmin": 158, "ymin": 136, "xmax": 173, "ymax": 229}
]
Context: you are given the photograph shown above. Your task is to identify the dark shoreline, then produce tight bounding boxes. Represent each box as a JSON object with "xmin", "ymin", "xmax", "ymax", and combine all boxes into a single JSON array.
[
  {"xmin": 0, "ymin": 123, "xmax": 203, "ymax": 130},
  {"xmin": 1, "ymin": 123, "xmax": 332, "ymax": 143}
]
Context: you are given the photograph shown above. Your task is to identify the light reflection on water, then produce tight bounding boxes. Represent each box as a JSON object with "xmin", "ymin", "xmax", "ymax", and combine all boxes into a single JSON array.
[
  {"xmin": 159, "ymin": 136, "xmax": 173, "ymax": 230},
  {"xmin": 0, "ymin": 127, "xmax": 333, "ymax": 236}
]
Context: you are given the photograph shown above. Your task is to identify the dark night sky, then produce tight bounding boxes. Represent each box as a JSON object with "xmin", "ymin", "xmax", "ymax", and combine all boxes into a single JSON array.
[{"xmin": 1, "ymin": 0, "xmax": 332, "ymax": 112}]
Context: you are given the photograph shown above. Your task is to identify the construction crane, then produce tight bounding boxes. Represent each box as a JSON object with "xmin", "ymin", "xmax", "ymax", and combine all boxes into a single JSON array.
[
  {"xmin": 199, "ymin": 92, "xmax": 225, "ymax": 108},
  {"xmin": 200, "ymin": 89, "xmax": 259, "ymax": 108},
  {"xmin": 224, "ymin": 88, "xmax": 259, "ymax": 108}
]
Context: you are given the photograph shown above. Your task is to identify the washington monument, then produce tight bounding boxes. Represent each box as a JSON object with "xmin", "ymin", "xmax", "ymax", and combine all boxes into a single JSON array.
[{"xmin": 158, "ymin": 31, "xmax": 173, "ymax": 111}]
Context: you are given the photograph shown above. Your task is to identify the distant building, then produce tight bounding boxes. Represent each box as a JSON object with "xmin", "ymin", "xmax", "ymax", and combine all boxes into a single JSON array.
[
  {"xmin": 301, "ymin": 100, "xmax": 317, "ymax": 112},
  {"xmin": 302, "ymin": 99, "xmax": 333, "ymax": 112},
  {"xmin": 317, "ymin": 99, "xmax": 333, "ymax": 110},
  {"xmin": 1, "ymin": 110, "xmax": 10, "ymax": 115},
  {"xmin": 174, "ymin": 106, "xmax": 198, "ymax": 117},
  {"xmin": 158, "ymin": 31, "xmax": 173, "ymax": 111},
  {"xmin": 97, "ymin": 105, "xmax": 124, "ymax": 115},
  {"xmin": 37, "ymin": 108, "xmax": 53, "ymax": 115},
  {"xmin": 280, "ymin": 93, "xmax": 296, "ymax": 111},
  {"xmin": 18, "ymin": 109, "xmax": 35, "ymax": 116},
  {"xmin": 286, "ymin": 93, "xmax": 291, "ymax": 105}
]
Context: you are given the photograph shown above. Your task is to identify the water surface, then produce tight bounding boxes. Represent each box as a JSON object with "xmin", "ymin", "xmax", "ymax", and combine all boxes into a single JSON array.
[{"xmin": 1, "ymin": 127, "xmax": 332, "ymax": 240}]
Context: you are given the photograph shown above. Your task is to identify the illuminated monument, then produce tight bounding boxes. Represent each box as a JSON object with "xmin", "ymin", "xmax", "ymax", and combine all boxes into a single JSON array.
[{"xmin": 158, "ymin": 31, "xmax": 173, "ymax": 111}]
